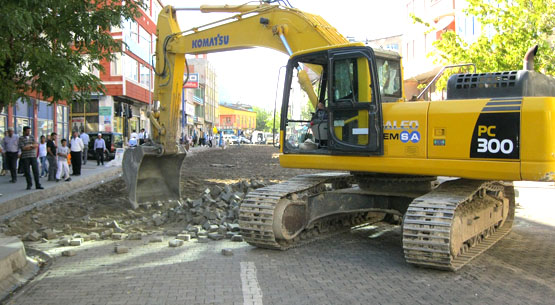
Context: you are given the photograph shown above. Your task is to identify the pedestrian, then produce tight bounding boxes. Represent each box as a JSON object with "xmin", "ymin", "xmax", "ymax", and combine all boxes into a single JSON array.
[
  {"xmin": 69, "ymin": 131, "xmax": 84, "ymax": 176},
  {"xmin": 94, "ymin": 133, "xmax": 108, "ymax": 166},
  {"xmin": 56, "ymin": 139, "xmax": 71, "ymax": 182},
  {"xmin": 46, "ymin": 132, "xmax": 58, "ymax": 181},
  {"xmin": 79, "ymin": 129, "xmax": 90, "ymax": 165},
  {"xmin": 2, "ymin": 128, "xmax": 19, "ymax": 183},
  {"xmin": 130, "ymin": 129, "xmax": 138, "ymax": 140},
  {"xmin": 0, "ymin": 131, "xmax": 6, "ymax": 176},
  {"xmin": 138, "ymin": 128, "xmax": 146, "ymax": 145},
  {"xmin": 38, "ymin": 135, "xmax": 48, "ymax": 177},
  {"xmin": 192, "ymin": 130, "xmax": 197, "ymax": 147},
  {"xmin": 128, "ymin": 134, "xmax": 138, "ymax": 147},
  {"xmin": 18, "ymin": 126, "xmax": 43, "ymax": 190},
  {"xmin": 237, "ymin": 129, "xmax": 241, "ymax": 147},
  {"xmin": 219, "ymin": 130, "xmax": 225, "ymax": 149}
]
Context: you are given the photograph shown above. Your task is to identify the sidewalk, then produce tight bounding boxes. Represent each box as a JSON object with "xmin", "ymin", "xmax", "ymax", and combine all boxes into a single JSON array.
[{"xmin": 0, "ymin": 160, "xmax": 121, "ymax": 218}]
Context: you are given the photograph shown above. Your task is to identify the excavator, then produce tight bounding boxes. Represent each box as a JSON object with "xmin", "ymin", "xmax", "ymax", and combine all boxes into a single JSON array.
[{"xmin": 122, "ymin": 2, "xmax": 555, "ymax": 271}]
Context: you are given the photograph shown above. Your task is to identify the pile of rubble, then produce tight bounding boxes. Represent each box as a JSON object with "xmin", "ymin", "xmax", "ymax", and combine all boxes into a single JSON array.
[{"xmin": 3, "ymin": 179, "xmax": 269, "ymax": 248}]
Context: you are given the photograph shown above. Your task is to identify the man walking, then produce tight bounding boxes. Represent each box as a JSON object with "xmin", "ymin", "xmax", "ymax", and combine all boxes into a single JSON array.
[
  {"xmin": 80, "ymin": 130, "xmax": 90, "ymax": 165},
  {"xmin": 18, "ymin": 126, "xmax": 43, "ymax": 190},
  {"xmin": 46, "ymin": 132, "xmax": 58, "ymax": 181},
  {"xmin": 94, "ymin": 133, "xmax": 108, "ymax": 166},
  {"xmin": 70, "ymin": 131, "xmax": 84, "ymax": 176},
  {"xmin": 2, "ymin": 127, "xmax": 19, "ymax": 183}
]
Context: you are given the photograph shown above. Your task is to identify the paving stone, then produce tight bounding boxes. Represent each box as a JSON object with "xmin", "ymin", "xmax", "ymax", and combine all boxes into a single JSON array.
[
  {"xmin": 231, "ymin": 235, "xmax": 244, "ymax": 242},
  {"xmin": 208, "ymin": 232, "xmax": 224, "ymax": 240},
  {"xmin": 127, "ymin": 233, "xmax": 144, "ymax": 240},
  {"xmin": 89, "ymin": 232, "xmax": 100, "ymax": 240},
  {"xmin": 227, "ymin": 223, "xmax": 240, "ymax": 232},
  {"xmin": 168, "ymin": 239, "xmax": 184, "ymax": 247},
  {"xmin": 61, "ymin": 250, "xmax": 76, "ymax": 257},
  {"xmin": 221, "ymin": 249, "xmax": 233, "ymax": 256},
  {"xmin": 112, "ymin": 233, "xmax": 125, "ymax": 240},
  {"xmin": 70, "ymin": 238, "xmax": 83, "ymax": 246},
  {"xmin": 197, "ymin": 236, "xmax": 209, "ymax": 243},
  {"xmin": 42, "ymin": 229, "xmax": 57, "ymax": 239},
  {"xmin": 58, "ymin": 237, "xmax": 71, "ymax": 246},
  {"xmin": 176, "ymin": 234, "xmax": 191, "ymax": 241},
  {"xmin": 114, "ymin": 246, "xmax": 129, "ymax": 254},
  {"xmin": 26, "ymin": 231, "xmax": 42, "ymax": 241},
  {"xmin": 149, "ymin": 236, "xmax": 163, "ymax": 243},
  {"xmin": 208, "ymin": 224, "xmax": 219, "ymax": 232},
  {"xmin": 225, "ymin": 232, "xmax": 235, "ymax": 239}
]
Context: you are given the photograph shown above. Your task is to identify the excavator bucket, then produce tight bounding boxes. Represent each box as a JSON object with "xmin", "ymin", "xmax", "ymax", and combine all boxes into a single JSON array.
[{"xmin": 122, "ymin": 146, "xmax": 186, "ymax": 209}]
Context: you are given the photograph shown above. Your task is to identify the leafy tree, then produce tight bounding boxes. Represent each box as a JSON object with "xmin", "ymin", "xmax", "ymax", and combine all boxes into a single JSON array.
[
  {"xmin": 253, "ymin": 106, "xmax": 270, "ymax": 131},
  {"xmin": 414, "ymin": 0, "xmax": 555, "ymax": 89},
  {"xmin": 0, "ymin": 0, "xmax": 144, "ymax": 107}
]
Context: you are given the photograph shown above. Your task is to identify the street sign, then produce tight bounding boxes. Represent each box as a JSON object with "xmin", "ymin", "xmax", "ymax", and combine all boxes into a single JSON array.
[
  {"xmin": 183, "ymin": 73, "xmax": 199, "ymax": 88},
  {"xmin": 99, "ymin": 106, "xmax": 112, "ymax": 116}
]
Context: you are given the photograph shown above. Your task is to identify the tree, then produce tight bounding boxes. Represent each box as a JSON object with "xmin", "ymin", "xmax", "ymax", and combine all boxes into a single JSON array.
[
  {"xmin": 0, "ymin": 0, "xmax": 144, "ymax": 107},
  {"xmin": 414, "ymin": 0, "xmax": 555, "ymax": 89},
  {"xmin": 253, "ymin": 106, "xmax": 270, "ymax": 131}
]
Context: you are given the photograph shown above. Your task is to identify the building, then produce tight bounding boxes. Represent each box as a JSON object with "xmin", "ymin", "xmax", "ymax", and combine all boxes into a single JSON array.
[
  {"xmin": 365, "ymin": 34, "xmax": 403, "ymax": 54},
  {"xmin": 0, "ymin": 99, "xmax": 70, "ymax": 140},
  {"xmin": 180, "ymin": 55, "xmax": 219, "ymax": 139},
  {"xmin": 70, "ymin": 0, "xmax": 164, "ymax": 139},
  {"xmin": 218, "ymin": 104, "xmax": 256, "ymax": 134}
]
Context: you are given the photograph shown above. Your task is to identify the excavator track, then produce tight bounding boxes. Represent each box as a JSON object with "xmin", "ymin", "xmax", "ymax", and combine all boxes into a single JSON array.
[
  {"xmin": 239, "ymin": 173, "xmax": 378, "ymax": 250},
  {"xmin": 403, "ymin": 179, "xmax": 515, "ymax": 271}
]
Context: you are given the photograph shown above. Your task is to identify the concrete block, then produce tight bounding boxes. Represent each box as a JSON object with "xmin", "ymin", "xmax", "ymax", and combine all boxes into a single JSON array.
[
  {"xmin": 225, "ymin": 232, "xmax": 235, "ymax": 239},
  {"xmin": 149, "ymin": 236, "xmax": 163, "ymax": 243},
  {"xmin": 176, "ymin": 234, "xmax": 191, "ymax": 241},
  {"xmin": 42, "ymin": 229, "xmax": 57, "ymax": 240},
  {"xmin": 227, "ymin": 223, "xmax": 240, "ymax": 232},
  {"xmin": 114, "ymin": 246, "xmax": 129, "ymax": 254},
  {"xmin": 231, "ymin": 235, "xmax": 244, "ymax": 242},
  {"xmin": 70, "ymin": 238, "xmax": 83, "ymax": 246},
  {"xmin": 26, "ymin": 231, "xmax": 42, "ymax": 242},
  {"xmin": 62, "ymin": 250, "xmax": 76, "ymax": 257},
  {"xmin": 168, "ymin": 239, "xmax": 184, "ymax": 247},
  {"xmin": 197, "ymin": 236, "xmax": 209, "ymax": 243},
  {"xmin": 58, "ymin": 237, "xmax": 71, "ymax": 246},
  {"xmin": 221, "ymin": 249, "xmax": 233, "ymax": 256},
  {"xmin": 208, "ymin": 233, "xmax": 224, "ymax": 240},
  {"xmin": 89, "ymin": 233, "xmax": 100, "ymax": 241},
  {"xmin": 127, "ymin": 233, "xmax": 144, "ymax": 240},
  {"xmin": 208, "ymin": 225, "xmax": 219, "ymax": 232},
  {"xmin": 112, "ymin": 233, "xmax": 125, "ymax": 240}
]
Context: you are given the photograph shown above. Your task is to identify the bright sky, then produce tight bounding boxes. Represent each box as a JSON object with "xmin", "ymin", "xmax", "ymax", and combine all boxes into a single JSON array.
[{"xmin": 165, "ymin": 0, "xmax": 404, "ymax": 110}]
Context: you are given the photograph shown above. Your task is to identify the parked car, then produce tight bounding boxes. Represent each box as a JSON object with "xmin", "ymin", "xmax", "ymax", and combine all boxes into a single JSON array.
[
  {"xmin": 87, "ymin": 132, "xmax": 124, "ymax": 161},
  {"xmin": 228, "ymin": 135, "xmax": 251, "ymax": 144}
]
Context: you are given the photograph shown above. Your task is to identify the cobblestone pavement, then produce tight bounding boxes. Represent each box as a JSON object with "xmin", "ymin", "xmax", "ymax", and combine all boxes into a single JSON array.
[{"xmin": 4, "ymin": 185, "xmax": 555, "ymax": 305}]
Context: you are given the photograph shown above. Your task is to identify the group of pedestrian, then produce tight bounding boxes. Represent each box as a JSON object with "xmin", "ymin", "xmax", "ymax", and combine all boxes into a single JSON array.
[{"xmin": 0, "ymin": 127, "xmax": 109, "ymax": 190}]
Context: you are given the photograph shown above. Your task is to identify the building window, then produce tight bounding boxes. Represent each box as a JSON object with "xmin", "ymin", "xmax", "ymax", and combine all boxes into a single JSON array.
[
  {"xmin": 124, "ymin": 54, "xmax": 139, "ymax": 82},
  {"xmin": 111, "ymin": 53, "xmax": 122, "ymax": 76},
  {"xmin": 13, "ymin": 98, "xmax": 34, "ymax": 135},
  {"xmin": 38, "ymin": 101, "xmax": 54, "ymax": 138},
  {"xmin": 140, "ymin": 64, "xmax": 151, "ymax": 88}
]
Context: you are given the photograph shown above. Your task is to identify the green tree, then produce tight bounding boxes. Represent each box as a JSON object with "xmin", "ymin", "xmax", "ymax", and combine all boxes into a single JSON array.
[
  {"xmin": 253, "ymin": 106, "xmax": 270, "ymax": 131},
  {"xmin": 414, "ymin": 0, "xmax": 555, "ymax": 90},
  {"xmin": 0, "ymin": 0, "xmax": 144, "ymax": 107}
]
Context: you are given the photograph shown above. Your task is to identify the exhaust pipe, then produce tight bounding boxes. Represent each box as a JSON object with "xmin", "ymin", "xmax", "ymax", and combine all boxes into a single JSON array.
[{"xmin": 523, "ymin": 45, "xmax": 538, "ymax": 71}]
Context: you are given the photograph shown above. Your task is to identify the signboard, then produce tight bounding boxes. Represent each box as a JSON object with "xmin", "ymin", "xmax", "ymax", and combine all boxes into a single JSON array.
[
  {"xmin": 183, "ymin": 73, "xmax": 199, "ymax": 88},
  {"xmin": 99, "ymin": 106, "xmax": 112, "ymax": 116}
]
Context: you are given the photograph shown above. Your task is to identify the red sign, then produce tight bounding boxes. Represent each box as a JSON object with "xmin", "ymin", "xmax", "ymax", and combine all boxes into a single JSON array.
[{"xmin": 183, "ymin": 73, "xmax": 199, "ymax": 88}]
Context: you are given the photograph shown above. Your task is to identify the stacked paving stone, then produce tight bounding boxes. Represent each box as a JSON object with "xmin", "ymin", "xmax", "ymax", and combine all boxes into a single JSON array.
[{"xmin": 19, "ymin": 179, "xmax": 268, "ymax": 248}]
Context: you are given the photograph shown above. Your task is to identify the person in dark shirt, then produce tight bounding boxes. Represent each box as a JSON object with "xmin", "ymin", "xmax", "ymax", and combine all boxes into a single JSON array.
[
  {"xmin": 46, "ymin": 132, "xmax": 58, "ymax": 181},
  {"xmin": 18, "ymin": 126, "xmax": 43, "ymax": 190}
]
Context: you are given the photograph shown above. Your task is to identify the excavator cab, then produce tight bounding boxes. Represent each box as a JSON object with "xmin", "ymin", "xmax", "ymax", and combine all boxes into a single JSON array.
[{"xmin": 282, "ymin": 46, "xmax": 384, "ymax": 155}]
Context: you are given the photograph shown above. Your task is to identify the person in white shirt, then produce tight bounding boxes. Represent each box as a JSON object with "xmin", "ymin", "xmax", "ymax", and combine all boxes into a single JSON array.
[
  {"xmin": 56, "ymin": 139, "xmax": 71, "ymax": 182},
  {"xmin": 138, "ymin": 128, "xmax": 146, "ymax": 145},
  {"xmin": 130, "ymin": 129, "xmax": 138, "ymax": 140},
  {"xmin": 69, "ymin": 131, "xmax": 84, "ymax": 175},
  {"xmin": 94, "ymin": 133, "xmax": 108, "ymax": 166},
  {"xmin": 79, "ymin": 130, "xmax": 90, "ymax": 165},
  {"xmin": 38, "ymin": 135, "xmax": 48, "ymax": 177}
]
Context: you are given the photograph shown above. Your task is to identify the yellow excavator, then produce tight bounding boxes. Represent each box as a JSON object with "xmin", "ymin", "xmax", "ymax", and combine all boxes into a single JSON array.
[{"xmin": 122, "ymin": 2, "xmax": 555, "ymax": 270}]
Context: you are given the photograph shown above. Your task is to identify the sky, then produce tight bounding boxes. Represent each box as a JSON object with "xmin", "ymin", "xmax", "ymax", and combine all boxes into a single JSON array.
[{"xmin": 165, "ymin": 0, "xmax": 404, "ymax": 110}]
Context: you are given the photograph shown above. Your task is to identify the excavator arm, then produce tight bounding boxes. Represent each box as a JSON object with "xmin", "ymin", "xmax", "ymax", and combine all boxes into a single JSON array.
[{"xmin": 123, "ymin": 3, "xmax": 352, "ymax": 208}]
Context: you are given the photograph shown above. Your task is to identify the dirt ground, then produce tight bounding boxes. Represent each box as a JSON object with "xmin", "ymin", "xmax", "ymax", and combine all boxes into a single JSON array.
[{"xmin": 0, "ymin": 145, "xmax": 320, "ymax": 238}]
